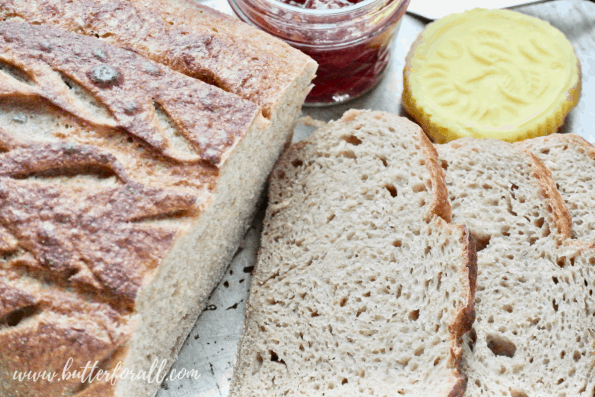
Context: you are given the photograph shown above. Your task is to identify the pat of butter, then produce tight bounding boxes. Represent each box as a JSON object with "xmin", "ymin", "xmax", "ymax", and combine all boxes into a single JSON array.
[{"xmin": 403, "ymin": 9, "xmax": 580, "ymax": 143}]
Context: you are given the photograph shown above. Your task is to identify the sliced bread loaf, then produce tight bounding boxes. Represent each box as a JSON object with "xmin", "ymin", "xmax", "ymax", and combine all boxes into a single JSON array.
[
  {"xmin": 437, "ymin": 138, "xmax": 595, "ymax": 396},
  {"xmin": 0, "ymin": 21, "xmax": 310, "ymax": 397},
  {"xmin": 518, "ymin": 134, "xmax": 595, "ymax": 242},
  {"xmin": 230, "ymin": 110, "xmax": 477, "ymax": 396}
]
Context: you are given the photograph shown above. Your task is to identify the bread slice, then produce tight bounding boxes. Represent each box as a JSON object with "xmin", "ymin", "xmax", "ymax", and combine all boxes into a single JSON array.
[
  {"xmin": 0, "ymin": 21, "xmax": 311, "ymax": 397},
  {"xmin": 517, "ymin": 134, "xmax": 595, "ymax": 242},
  {"xmin": 230, "ymin": 110, "xmax": 477, "ymax": 396},
  {"xmin": 437, "ymin": 138, "xmax": 595, "ymax": 396}
]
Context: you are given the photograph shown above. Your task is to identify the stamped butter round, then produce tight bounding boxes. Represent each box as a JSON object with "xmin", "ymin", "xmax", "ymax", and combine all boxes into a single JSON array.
[{"xmin": 403, "ymin": 8, "xmax": 581, "ymax": 143}]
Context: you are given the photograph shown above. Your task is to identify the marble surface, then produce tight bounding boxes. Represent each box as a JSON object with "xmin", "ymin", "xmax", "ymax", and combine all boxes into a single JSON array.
[{"xmin": 157, "ymin": 1, "xmax": 595, "ymax": 396}]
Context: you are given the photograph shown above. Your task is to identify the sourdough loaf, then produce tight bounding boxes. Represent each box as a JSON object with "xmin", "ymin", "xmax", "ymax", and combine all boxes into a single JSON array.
[
  {"xmin": 0, "ymin": 16, "xmax": 314, "ymax": 397},
  {"xmin": 518, "ymin": 134, "xmax": 595, "ymax": 242},
  {"xmin": 231, "ymin": 110, "xmax": 477, "ymax": 396},
  {"xmin": 437, "ymin": 138, "xmax": 595, "ymax": 396}
]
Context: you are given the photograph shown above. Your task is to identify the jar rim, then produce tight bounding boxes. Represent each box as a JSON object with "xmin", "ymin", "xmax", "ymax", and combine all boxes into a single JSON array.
[{"xmin": 260, "ymin": 0, "xmax": 386, "ymax": 15}]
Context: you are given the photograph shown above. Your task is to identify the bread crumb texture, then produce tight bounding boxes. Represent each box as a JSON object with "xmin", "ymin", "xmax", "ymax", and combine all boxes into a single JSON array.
[
  {"xmin": 438, "ymin": 137, "xmax": 595, "ymax": 396},
  {"xmin": 231, "ymin": 110, "xmax": 476, "ymax": 397}
]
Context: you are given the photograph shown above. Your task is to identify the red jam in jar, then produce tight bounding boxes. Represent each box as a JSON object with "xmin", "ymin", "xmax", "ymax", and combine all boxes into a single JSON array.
[
  {"xmin": 280, "ymin": 0, "xmax": 365, "ymax": 10},
  {"xmin": 228, "ymin": 0, "xmax": 411, "ymax": 106}
]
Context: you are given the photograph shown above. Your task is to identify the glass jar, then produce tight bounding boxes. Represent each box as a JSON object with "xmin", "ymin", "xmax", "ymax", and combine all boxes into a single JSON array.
[{"xmin": 228, "ymin": 0, "xmax": 411, "ymax": 106}]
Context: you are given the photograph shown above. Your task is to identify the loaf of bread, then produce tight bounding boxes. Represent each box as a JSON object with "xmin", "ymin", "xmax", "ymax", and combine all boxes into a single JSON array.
[
  {"xmin": 518, "ymin": 134, "xmax": 595, "ymax": 242},
  {"xmin": 231, "ymin": 110, "xmax": 477, "ymax": 396},
  {"xmin": 0, "ymin": 12, "xmax": 315, "ymax": 397},
  {"xmin": 437, "ymin": 138, "xmax": 595, "ymax": 396}
]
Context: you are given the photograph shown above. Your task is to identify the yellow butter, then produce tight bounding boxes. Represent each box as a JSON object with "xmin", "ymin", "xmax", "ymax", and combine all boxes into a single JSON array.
[{"xmin": 403, "ymin": 8, "xmax": 581, "ymax": 143}]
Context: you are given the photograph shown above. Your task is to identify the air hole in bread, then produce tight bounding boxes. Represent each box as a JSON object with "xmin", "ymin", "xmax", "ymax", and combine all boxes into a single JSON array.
[
  {"xmin": 396, "ymin": 285, "xmax": 402, "ymax": 299},
  {"xmin": 269, "ymin": 350, "xmax": 285, "ymax": 365},
  {"xmin": 486, "ymin": 334, "xmax": 516, "ymax": 358},
  {"xmin": 539, "ymin": 148, "xmax": 550, "ymax": 155},
  {"xmin": 503, "ymin": 304, "xmax": 513, "ymax": 313},
  {"xmin": 356, "ymin": 306, "xmax": 367, "ymax": 317},
  {"xmin": 557, "ymin": 257, "xmax": 566, "ymax": 268},
  {"xmin": 0, "ymin": 59, "xmax": 35, "ymax": 85},
  {"xmin": 471, "ymin": 234, "xmax": 491, "ymax": 252},
  {"xmin": 385, "ymin": 184, "xmax": 397, "ymax": 197},
  {"xmin": 511, "ymin": 390, "xmax": 529, "ymax": 397},
  {"xmin": 397, "ymin": 356, "xmax": 411, "ymax": 366},
  {"xmin": 552, "ymin": 300, "xmax": 559, "ymax": 312},
  {"xmin": 340, "ymin": 150, "xmax": 356, "ymax": 159},
  {"xmin": 408, "ymin": 309, "xmax": 420, "ymax": 321},
  {"xmin": 379, "ymin": 157, "xmax": 388, "ymax": 167},
  {"xmin": 440, "ymin": 159, "xmax": 449, "ymax": 170},
  {"xmin": 342, "ymin": 135, "xmax": 362, "ymax": 145},
  {"xmin": 292, "ymin": 159, "xmax": 303, "ymax": 167},
  {"xmin": 573, "ymin": 350, "xmax": 582, "ymax": 361},
  {"xmin": 0, "ymin": 304, "xmax": 40, "ymax": 328},
  {"xmin": 412, "ymin": 183, "xmax": 427, "ymax": 193}
]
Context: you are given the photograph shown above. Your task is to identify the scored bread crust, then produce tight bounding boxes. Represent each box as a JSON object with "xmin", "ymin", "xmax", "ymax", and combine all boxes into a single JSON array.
[
  {"xmin": 0, "ymin": 12, "xmax": 315, "ymax": 397},
  {"xmin": 231, "ymin": 110, "xmax": 477, "ymax": 396},
  {"xmin": 0, "ymin": 0, "xmax": 317, "ymax": 119}
]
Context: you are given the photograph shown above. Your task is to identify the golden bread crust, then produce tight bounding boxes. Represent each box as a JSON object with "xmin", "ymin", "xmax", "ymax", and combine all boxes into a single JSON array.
[
  {"xmin": 0, "ymin": 19, "xmax": 265, "ymax": 397},
  {"xmin": 0, "ymin": 0, "xmax": 315, "ymax": 118}
]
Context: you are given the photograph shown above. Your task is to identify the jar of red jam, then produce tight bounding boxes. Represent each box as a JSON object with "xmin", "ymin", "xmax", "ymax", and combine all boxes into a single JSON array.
[{"xmin": 228, "ymin": 0, "xmax": 411, "ymax": 106}]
